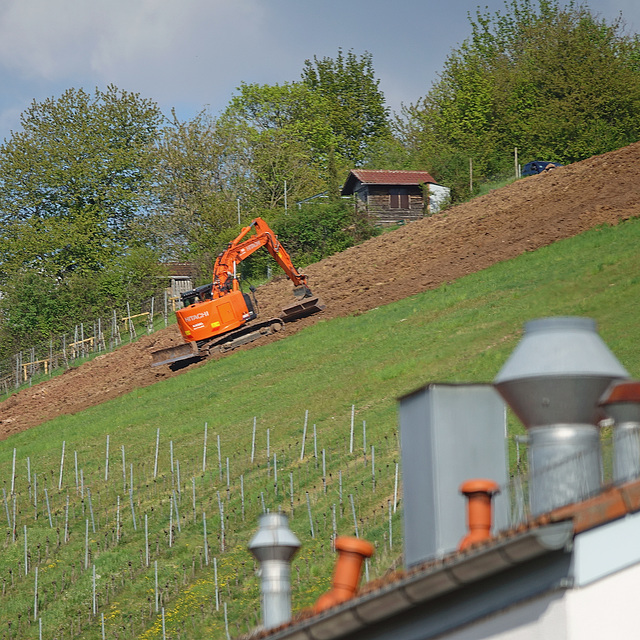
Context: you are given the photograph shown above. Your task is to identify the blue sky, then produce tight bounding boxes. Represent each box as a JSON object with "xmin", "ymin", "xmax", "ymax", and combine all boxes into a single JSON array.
[{"xmin": 0, "ymin": 0, "xmax": 638, "ymax": 142}]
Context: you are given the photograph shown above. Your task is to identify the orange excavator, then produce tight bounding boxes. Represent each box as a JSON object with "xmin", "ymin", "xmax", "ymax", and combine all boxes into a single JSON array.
[{"xmin": 151, "ymin": 218, "xmax": 324, "ymax": 368}]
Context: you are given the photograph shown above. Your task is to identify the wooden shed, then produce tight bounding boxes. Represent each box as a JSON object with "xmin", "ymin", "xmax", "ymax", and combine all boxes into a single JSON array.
[{"xmin": 341, "ymin": 169, "xmax": 450, "ymax": 225}]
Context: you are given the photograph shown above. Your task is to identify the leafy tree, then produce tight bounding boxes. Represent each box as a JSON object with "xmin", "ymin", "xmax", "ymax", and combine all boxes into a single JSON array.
[
  {"xmin": 151, "ymin": 109, "xmax": 251, "ymax": 265},
  {"xmin": 224, "ymin": 82, "xmax": 334, "ymax": 191},
  {"xmin": 0, "ymin": 86, "xmax": 164, "ymax": 352},
  {"xmin": 402, "ymin": 0, "xmax": 640, "ymax": 198},
  {"xmin": 301, "ymin": 49, "xmax": 391, "ymax": 165}
]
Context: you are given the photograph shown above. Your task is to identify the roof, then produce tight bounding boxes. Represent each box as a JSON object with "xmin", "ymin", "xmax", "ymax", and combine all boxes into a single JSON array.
[
  {"xmin": 239, "ymin": 475, "xmax": 640, "ymax": 640},
  {"xmin": 341, "ymin": 170, "xmax": 438, "ymax": 195}
]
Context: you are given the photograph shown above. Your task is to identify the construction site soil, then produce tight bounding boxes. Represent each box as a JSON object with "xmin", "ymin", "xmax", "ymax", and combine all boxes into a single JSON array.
[{"xmin": 2, "ymin": 142, "xmax": 640, "ymax": 438}]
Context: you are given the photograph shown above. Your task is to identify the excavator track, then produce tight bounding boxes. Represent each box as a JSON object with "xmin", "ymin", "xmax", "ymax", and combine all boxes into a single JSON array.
[
  {"xmin": 150, "ymin": 317, "xmax": 286, "ymax": 369},
  {"xmin": 200, "ymin": 317, "xmax": 285, "ymax": 355}
]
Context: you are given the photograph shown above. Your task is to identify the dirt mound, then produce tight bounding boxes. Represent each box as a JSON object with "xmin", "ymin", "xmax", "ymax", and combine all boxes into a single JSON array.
[{"xmin": 2, "ymin": 143, "xmax": 640, "ymax": 437}]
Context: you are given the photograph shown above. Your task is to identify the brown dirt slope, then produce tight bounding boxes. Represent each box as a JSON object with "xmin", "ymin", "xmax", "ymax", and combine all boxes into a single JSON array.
[{"xmin": 2, "ymin": 143, "xmax": 640, "ymax": 438}]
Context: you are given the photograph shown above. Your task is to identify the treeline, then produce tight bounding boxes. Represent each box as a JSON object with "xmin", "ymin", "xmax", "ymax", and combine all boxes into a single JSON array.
[{"xmin": 1, "ymin": 0, "xmax": 640, "ymax": 357}]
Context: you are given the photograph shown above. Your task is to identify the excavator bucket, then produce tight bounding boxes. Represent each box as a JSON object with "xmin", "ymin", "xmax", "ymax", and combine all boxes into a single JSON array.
[
  {"xmin": 151, "ymin": 342, "xmax": 200, "ymax": 368},
  {"xmin": 280, "ymin": 296, "xmax": 325, "ymax": 322}
]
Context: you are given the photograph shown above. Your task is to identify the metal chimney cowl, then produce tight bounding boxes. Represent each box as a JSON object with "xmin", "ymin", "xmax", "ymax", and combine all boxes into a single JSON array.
[
  {"xmin": 494, "ymin": 317, "xmax": 629, "ymax": 515},
  {"xmin": 248, "ymin": 513, "xmax": 301, "ymax": 630},
  {"xmin": 599, "ymin": 381, "xmax": 640, "ymax": 484}
]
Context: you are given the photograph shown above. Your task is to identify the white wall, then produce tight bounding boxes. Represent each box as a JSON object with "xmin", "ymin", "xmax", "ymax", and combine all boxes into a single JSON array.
[
  {"xmin": 439, "ymin": 590, "xmax": 568, "ymax": 640},
  {"xmin": 429, "ymin": 184, "xmax": 450, "ymax": 213},
  {"xmin": 566, "ymin": 560, "xmax": 640, "ymax": 639}
]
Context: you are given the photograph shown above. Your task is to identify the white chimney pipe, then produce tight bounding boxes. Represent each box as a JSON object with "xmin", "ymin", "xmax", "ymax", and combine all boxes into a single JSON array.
[{"xmin": 248, "ymin": 513, "xmax": 300, "ymax": 630}]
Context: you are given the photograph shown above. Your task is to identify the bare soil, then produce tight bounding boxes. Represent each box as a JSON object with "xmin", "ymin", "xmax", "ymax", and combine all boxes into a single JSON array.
[{"xmin": 2, "ymin": 143, "xmax": 640, "ymax": 438}]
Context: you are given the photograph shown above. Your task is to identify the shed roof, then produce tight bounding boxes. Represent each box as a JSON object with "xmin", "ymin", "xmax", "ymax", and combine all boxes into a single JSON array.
[
  {"xmin": 162, "ymin": 262, "xmax": 195, "ymax": 277},
  {"xmin": 341, "ymin": 170, "xmax": 438, "ymax": 195}
]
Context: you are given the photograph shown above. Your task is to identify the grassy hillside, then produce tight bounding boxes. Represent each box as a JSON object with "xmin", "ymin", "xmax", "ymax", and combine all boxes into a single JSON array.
[{"xmin": 1, "ymin": 217, "xmax": 639, "ymax": 639}]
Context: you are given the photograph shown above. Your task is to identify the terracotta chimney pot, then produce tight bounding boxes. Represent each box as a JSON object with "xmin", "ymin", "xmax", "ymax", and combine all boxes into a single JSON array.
[
  {"xmin": 458, "ymin": 479, "xmax": 500, "ymax": 551},
  {"xmin": 313, "ymin": 536, "xmax": 374, "ymax": 614}
]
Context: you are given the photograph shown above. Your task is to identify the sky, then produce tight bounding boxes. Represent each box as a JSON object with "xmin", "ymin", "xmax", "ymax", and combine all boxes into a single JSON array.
[{"xmin": 0, "ymin": 0, "xmax": 639, "ymax": 143}]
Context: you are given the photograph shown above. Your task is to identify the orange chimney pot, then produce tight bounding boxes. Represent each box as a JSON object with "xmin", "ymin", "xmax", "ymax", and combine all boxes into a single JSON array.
[
  {"xmin": 458, "ymin": 479, "xmax": 500, "ymax": 551},
  {"xmin": 313, "ymin": 536, "xmax": 374, "ymax": 614}
]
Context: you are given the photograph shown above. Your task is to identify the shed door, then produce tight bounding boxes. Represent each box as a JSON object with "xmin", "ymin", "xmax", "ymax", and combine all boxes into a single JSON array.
[{"xmin": 389, "ymin": 188, "xmax": 409, "ymax": 209}]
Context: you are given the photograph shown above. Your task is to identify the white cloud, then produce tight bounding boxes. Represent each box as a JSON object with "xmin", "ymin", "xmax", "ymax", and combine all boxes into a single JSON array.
[{"xmin": 0, "ymin": 0, "xmax": 266, "ymax": 85}]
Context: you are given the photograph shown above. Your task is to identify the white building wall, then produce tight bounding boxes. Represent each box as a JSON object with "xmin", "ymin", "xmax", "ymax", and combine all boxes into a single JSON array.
[
  {"xmin": 566, "ymin": 554, "xmax": 640, "ymax": 639},
  {"xmin": 439, "ymin": 591, "xmax": 568, "ymax": 640}
]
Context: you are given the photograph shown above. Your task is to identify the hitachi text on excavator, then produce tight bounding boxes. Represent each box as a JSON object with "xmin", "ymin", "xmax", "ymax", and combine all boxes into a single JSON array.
[{"xmin": 151, "ymin": 218, "xmax": 324, "ymax": 368}]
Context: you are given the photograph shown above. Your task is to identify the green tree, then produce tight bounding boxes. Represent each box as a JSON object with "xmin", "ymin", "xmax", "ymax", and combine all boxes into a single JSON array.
[
  {"xmin": 402, "ymin": 0, "xmax": 640, "ymax": 198},
  {"xmin": 0, "ymin": 86, "xmax": 164, "ymax": 353},
  {"xmin": 152, "ymin": 109, "xmax": 251, "ymax": 265},
  {"xmin": 301, "ymin": 49, "xmax": 391, "ymax": 165}
]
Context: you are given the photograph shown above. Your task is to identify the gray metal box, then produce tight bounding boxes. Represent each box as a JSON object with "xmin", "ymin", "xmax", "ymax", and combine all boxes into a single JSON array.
[{"xmin": 399, "ymin": 383, "xmax": 509, "ymax": 567}]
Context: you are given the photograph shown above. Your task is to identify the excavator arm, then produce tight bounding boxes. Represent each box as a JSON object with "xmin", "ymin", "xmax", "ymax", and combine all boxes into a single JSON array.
[{"xmin": 212, "ymin": 218, "xmax": 311, "ymax": 298}]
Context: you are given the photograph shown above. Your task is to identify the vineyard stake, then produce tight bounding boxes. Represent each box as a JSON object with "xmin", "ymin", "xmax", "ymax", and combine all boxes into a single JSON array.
[
  {"xmin": 169, "ymin": 495, "xmax": 173, "ymax": 547},
  {"xmin": 145, "ymin": 513, "xmax": 149, "ymax": 567},
  {"xmin": 388, "ymin": 500, "xmax": 393, "ymax": 549},
  {"xmin": 251, "ymin": 417, "xmax": 257, "ymax": 463},
  {"xmin": 122, "ymin": 446, "xmax": 126, "ymax": 492},
  {"xmin": 300, "ymin": 410, "xmax": 308, "ymax": 460},
  {"xmin": 74, "ymin": 451, "xmax": 78, "ymax": 494},
  {"xmin": 87, "ymin": 488, "xmax": 96, "ymax": 532},
  {"xmin": 155, "ymin": 560, "xmax": 159, "ymax": 612},
  {"xmin": 11, "ymin": 448, "xmax": 16, "ymax": 495},
  {"xmin": 154, "ymin": 428, "xmax": 160, "ymax": 479},
  {"xmin": 129, "ymin": 489, "xmax": 137, "ymax": 531},
  {"xmin": 203, "ymin": 512, "xmax": 209, "ymax": 566},
  {"xmin": 24, "ymin": 525, "xmax": 28, "ymax": 574},
  {"xmin": 85, "ymin": 519, "xmax": 89, "ymax": 570},
  {"xmin": 214, "ymin": 557, "xmax": 219, "ymax": 610},
  {"xmin": 34, "ymin": 566, "xmax": 38, "ymax": 620},
  {"xmin": 64, "ymin": 494, "xmax": 69, "ymax": 543},
  {"xmin": 104, "ymin": 436, "xmax": 109, "ymax": 483},
  {"xmin": 173, "ymin": 490, "xmax": 181, "ymax": 532},
  {"xmin": 203, "ymin": 422, "xmax": 208, "ymax": 473},
  {"xmin": 59, "ymin": 441, "xmax": 66, "ymax": 490},
  {"xmin": 393, "ymin": 463, "xmax": 399, "ymax": 513},
  {"xmin": 349, "ymin": 405, "xmax": 355, "ymax": 454}
]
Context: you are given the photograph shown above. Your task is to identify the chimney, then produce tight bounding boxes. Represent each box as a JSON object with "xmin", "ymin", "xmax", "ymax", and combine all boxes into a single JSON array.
[
  {"xmin": 314, "ymin": 536, "xmax": 374, "ymax": 614},
  {"xmin": 599, "ymin": 380, "xmax": 640, "ymax": 484},
  {"xmin": 248, "ymin": 513, "xmax": 300, "ymax": 630},
  {"xmin": 398, "ymin": 383, "xmax": 509, "ymax": 566},
  {"xmin": 458, "ymin": 479, "xmax": 500, "ymax": 551},
  {"xmin": 494, "ymin": 317, "xmax": 629, "ymax": 515}
]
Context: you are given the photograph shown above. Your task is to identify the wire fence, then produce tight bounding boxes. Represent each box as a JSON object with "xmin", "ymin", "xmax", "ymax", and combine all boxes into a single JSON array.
[
  {"xmin": 0, "ymin": 290, "xmax": 182, "ymax": 397},
  {"xmin": 501, "ymin": 426, "xmax": 640, "ymax": 530}
]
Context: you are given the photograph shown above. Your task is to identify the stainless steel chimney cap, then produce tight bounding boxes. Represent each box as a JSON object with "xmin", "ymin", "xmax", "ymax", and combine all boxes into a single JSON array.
[
  {"xmin": 248, "ymin": 512, "xmax": 301, "ymax": 562},
  {"xmin": 494, "ymin": 317, "xmax": 629, "ymax": 383}
]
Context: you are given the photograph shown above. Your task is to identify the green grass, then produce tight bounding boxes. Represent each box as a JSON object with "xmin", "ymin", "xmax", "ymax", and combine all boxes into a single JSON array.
[{"xmin": 0, "ymin": 217, "xmax": 639, "ymax": 638}]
